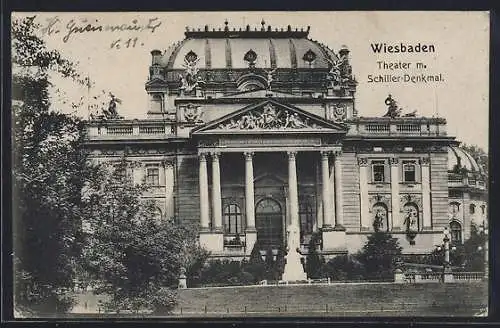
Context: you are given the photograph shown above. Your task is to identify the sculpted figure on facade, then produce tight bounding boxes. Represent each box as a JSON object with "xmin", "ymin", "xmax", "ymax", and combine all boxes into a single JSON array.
[{"xmin": 179, "ymin": 51, "xmax": 204, "ymax": 93}]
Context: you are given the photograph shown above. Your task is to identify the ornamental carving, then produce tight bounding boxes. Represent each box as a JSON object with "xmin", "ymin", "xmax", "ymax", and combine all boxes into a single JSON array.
[
  {"xmin": 357, "ymin": 157, "xmax": 368, "ymax": 166},
  {"xmin": 216, "ymin": 104, "xmax": 319, "ymax": 130},
  {"xmin": 263, "ymin": 68, "xmax": 277, "ymax": 91},
  {"xmin": 178, "ymin": 51, "xmax": 204, "ymax": 93},
  {"xmin": 389, "ymin": 157, "xmax": 399, "ymax": 166},
  {"xmin": 326, "ymin": 53, "xmax": 348, "ymax": 87},
  {"xmin": 399, "ymin": 193, "xmax": 422, "ymax": 210},
  {"xmin": 183, "ymin": 104, "xmax": 204, "ymax": 123},
  {"xmin": 198, "ymin": 139, "xmax": 219, "ymax": 147},
  {"xmin": 420, "ymin": 157, "xmax": 430, "ymax": 165},
  {"xmin": 327, "ymin": 103, "xmax": 347, "ymax": 123},
  {"xmin": 369, "ymin": 194, "xmax": 391, "ymax": 211}
]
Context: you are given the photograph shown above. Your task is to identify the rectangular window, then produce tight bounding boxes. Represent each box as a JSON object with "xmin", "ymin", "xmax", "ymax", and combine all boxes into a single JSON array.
[
  {"xmin": 146, "ymin": 166, "xmax": 160, "ymax": 186},
  {"xmin": 403, "ymin": 161, "xmax": 416, "ymax": 182},
  {"xmin": 372, "ymin": 161, "xmax": 385, "ymax": 182}
]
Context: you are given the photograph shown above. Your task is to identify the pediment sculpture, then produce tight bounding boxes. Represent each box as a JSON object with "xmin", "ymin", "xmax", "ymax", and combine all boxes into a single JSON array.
[{"xmin": 216, "ymin": 104, "xmax": 320, "ymax": 130}]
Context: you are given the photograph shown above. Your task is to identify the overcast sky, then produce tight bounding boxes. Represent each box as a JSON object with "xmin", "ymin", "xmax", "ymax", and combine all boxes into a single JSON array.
[{"xmin": 14, "ymin": 11, "xmax": 489, "ymax": 150}]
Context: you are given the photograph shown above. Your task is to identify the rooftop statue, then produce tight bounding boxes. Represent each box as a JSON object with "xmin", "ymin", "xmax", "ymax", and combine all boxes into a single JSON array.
[{"xmin": 383, "ymin": 94, "xmax": 402, "ymax": 118}]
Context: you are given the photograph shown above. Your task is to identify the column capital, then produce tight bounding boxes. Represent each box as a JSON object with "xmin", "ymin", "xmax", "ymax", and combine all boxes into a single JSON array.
[
  {"xmin": 320, "ymin": 150, "xmax": 331, "ymax": 159},
  {"xmin": 420, "ymin": 157, "xmax": 430, "ymax": 166},
  {"xmin": 199, "ymin": 153, "xmax": 207, "ymax": 162},
  {"xmin": 333, "ymin": 149, "xmax": 342, "ymax": 158},
  {"xmin": 211, "ymin": 152, "xmax": 221, "ymax": 161},
  {"xmin": 287, "ymin": 151, "xmax": 297, "ymax": 160},
  {"xmin": 390, "ymin": 157, "xmax": 399, "ymax": 166},
  {"xmin": 162, "ymin": 159, "xmax": 175, "ymax": 168},
  {"xmin": 357, "ymin": 157, "xmax": 368, "ymax": 167},
  {"xmin": 244, "ymin": 152, "xmax": 254, "ymax": 160}
]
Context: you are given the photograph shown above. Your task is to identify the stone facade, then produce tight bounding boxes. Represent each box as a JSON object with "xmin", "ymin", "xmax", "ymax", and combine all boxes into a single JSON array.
[{"xmin": 84, "ymin": 22, "xmax": 487, "ymax": 260}]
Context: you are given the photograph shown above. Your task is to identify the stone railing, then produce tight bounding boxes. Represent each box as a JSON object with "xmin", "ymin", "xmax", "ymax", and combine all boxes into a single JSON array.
[
  {"xmin": 448, "ymin": 173, "xmax": 487, "ymax": 190},
  {"xmin": 347, "ymin": 117, "xmax": 447, "ymax": 137},
  {"xmin": 86, "ymin": 119, "xmax": 174, "ymax": 140},
  {"xmin": 395, "ymin": 270, "xmax": 485, "ymax": 283},
  {"xmin": 453, "ymin": 272, "xmax": 484, "ymax": 282}
]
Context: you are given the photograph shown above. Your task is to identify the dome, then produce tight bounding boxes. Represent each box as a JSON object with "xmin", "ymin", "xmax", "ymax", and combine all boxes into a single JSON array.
[
  {"xmin": 156, "ymin": 24, "xmax": 341, "ymax": 70},
  {"xmin": 448, "ymin": 146, "xmax": 483, "ymax": 173}
]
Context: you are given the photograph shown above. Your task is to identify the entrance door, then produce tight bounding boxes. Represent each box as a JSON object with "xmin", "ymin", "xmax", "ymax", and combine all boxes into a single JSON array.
[{"xmin": 255, "ymin": 198, "xmax": 283, "ymax": 248}]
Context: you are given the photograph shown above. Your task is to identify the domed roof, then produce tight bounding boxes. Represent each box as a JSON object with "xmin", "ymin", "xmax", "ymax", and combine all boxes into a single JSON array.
[
  {"xmin": 448, "ymin": 146, "xmax": 483, "ymax": 173},
  {"xmin": 156, "ymin": 23, "xmax": 342, "ymax": 70}
]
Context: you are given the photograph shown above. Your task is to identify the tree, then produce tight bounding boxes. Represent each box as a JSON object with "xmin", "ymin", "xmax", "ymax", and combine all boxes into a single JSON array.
[
  {"xmin": 80, "ymin": 159, "xmax": 205, "ymax": 314},
  {"xmin": 356, "ymin": 220, "xmax": 403, "ymax": 280},
  {"xmin": 12, "ymin": 15, "xmax": 90, "ymax": 315}
]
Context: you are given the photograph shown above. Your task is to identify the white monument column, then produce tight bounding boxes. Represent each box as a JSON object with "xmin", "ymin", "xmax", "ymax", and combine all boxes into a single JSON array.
[
  {"xmin": 288, "ymin": 151, "xmax": 299, "ymax": 229},
  {"xmin": 163, "ymin": 160, "xmax": 175, "ymax": 221},
  {"xmin": 358, "ymin": 157, "xmax": 370, "ymax": 230},
  {"xmin": 282, "ymin": 151, "xmax": 307, "ymax": 281},
  {"xmin": 390, "ymin": 157, "xmax": 400, "ymax": 230},
  {"xmin": 244, "ymin": 152, "xmax": 257, "ymax": 255},
  {"xmin": 198, "ymin": 153, "xmax": 210, "ymax": 231},
  {"xmin": 211, "ymin": 152, "xmax": 223, "ymax": 232},
  {"xmin": 321, "ymin": 151, "xmax": 333, "ymax": 230},
  {"xmin": 333, "ymin": 150, "xmax": 345, "ymax": 230},
  {"xmin": 421, "ymin": 157, "xmax": 432, "ymax": 229}
]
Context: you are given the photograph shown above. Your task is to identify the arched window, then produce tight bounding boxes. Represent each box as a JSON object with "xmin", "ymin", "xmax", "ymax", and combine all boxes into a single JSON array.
[
  {"xmin": 299, "ymin": 199, "xmax": 314, "ymax": 239},
  {"xmin": 223, "ymin": 204, "xmax": 243, "ymax": 235},
  {"xmin": 372, "ymin": 203, "xmax": 389, "ymax": 231},
  {"xmin": 481, "ymin": 205, "xmax": 486, "ymax": 215},
  {"xmin": 469, "ymin": 204, "xmax": 476, "ymax": 214},
  {"xmin": 450, "ymin": 221, "xmax": 462, "ymax": 244},
  {"xmin": 403, "ymin": 203, "xmax": 420, "ymax": 232}
]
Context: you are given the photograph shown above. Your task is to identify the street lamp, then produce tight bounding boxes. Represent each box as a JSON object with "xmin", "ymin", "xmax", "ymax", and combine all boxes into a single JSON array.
[
  {"xmin": 478, "ymin": 221, "xmax": 488, "ymax": 280},
  {"xmin": 442, "ymin": 227, "xmax": 453, "ymax": 282}
]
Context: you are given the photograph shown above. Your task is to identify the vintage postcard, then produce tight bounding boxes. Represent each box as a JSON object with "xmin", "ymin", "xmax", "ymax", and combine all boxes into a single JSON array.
[{"xmin": 11, "ymin": 11, "xmax": 489, "ymax": 318}]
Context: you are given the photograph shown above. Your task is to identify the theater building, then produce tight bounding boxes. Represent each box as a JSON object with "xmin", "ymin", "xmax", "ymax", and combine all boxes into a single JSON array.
[{"xmin": 84, "ymin": 22, "xmax": 487, "ymax": 259}]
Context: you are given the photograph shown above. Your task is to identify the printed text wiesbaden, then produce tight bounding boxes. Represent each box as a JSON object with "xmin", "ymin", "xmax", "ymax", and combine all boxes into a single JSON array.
[{"xmin": 371, "ymin": 43, "xmax": 436, "ymax": 53}]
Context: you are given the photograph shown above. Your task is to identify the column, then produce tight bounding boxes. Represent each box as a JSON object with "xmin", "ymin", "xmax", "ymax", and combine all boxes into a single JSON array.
[
  {"xmin": 244, "ymin": 152, "xmax": 256, "ymax": 231},
  {"xmin": 164, "ymin": 160, "xmax": 175, "ymax": 221},
  {"xmin": 420, "ymin": 157, "xmax": 431, "ymax": 229},
  {"xmin": 315, "ymin": 161, "xmax": 323, "ymax": 230},
  {"xmin": 288, "ymin": 151, "xmax": 299, "ymax": 228},
  {"xmin": 390, "ymin": 157, "xmax": 400, "ymax": 230},
  {"xmin": 321, "ymin": 151, "xmax": 333, "ymax": 229},
  {"xmin": 211, "ymin": 152, "xmax": 223, "ymax": 232},
  {"xmin": 358, "ymin": 157, "xmax": 369, "ymax": 230},
  {"xmin": 333, "ymin": 150, "xmax": 345, "ymax": 230},
  {"xmin": 199, "ymin": 153, "xmax": 210, "ymax": 231}
]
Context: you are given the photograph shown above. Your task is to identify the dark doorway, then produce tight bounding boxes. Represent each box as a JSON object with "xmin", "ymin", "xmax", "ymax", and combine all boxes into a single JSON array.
[{"xmin": 255, "ymin": 198, "xmax": 283, "ymax": 248}]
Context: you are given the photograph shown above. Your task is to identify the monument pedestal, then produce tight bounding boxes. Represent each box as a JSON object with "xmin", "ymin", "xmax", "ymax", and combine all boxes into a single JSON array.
[
  {"xmin": 245, "ymin": 230, "xmax": 257, "ymax": 256},
  {"xmin": 281, "ymin": 225, "xmax": 307, "ymax": 281}
]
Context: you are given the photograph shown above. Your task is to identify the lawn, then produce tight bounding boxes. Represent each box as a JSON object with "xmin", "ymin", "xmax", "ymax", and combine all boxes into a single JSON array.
[{"xmin": 67, "ymin": 281, "xmax": 488, "ymax": 318}]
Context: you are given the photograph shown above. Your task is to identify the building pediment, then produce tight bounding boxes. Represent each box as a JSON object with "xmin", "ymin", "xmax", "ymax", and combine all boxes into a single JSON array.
[
  {"xmin": 192, "ymin": 99, "xmax": 348, "ymax": 136},
  {"xmin": 145, "ymin": 78, "xmax": 168, "ymax": 88}
]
